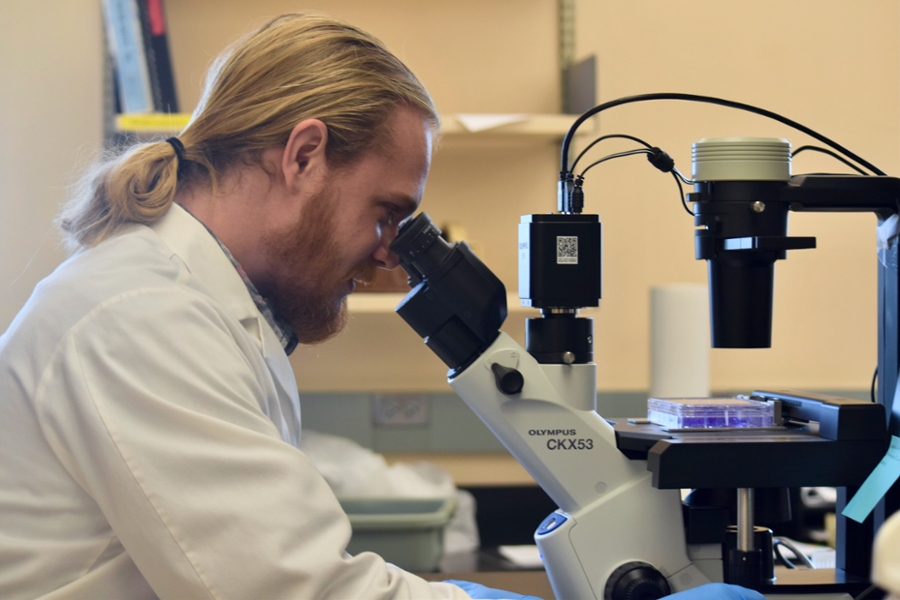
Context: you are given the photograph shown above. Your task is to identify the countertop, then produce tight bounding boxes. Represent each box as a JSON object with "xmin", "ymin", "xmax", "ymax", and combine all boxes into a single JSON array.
[
  {"xmin": 419, "ymin": 570, "xmax": 555, "ymax": 599},
  {"xmin": 384, "ymin": 452, "xmax": 536, "ymax": 487}
]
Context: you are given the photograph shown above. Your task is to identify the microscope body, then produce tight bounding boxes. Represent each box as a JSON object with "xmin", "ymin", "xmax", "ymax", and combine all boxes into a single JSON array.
[{"xmin": 449, "ymin": 332, "xmax": 709, "ymax": 598}]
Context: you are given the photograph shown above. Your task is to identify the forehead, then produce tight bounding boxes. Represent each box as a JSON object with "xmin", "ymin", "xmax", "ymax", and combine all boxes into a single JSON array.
[
  {"xmin": 341, "ymin": 106, "xmax": 432, "ymax": 201},
  {"xmin": 379, "ymin": 105, "xmax": 432, "ymax": 174}
]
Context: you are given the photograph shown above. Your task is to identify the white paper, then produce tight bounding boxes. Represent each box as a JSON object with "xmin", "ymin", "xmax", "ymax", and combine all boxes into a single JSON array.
[
  {"xmin": 498, "ymin": 544, "xmax": 544, "ymax": 568},
  {"xmin": 454, "ymin": 113, "xmax": 530, "ymax": 132}
]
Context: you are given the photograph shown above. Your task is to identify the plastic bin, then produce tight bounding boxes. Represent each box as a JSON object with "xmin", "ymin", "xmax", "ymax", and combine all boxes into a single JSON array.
[{"xmin": 339, "ymin": 497, "xmax": 457, "ymax": 572}]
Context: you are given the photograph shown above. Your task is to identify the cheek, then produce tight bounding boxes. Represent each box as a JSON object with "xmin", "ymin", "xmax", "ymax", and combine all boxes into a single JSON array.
[
  {"xmin": 355, "ymin": 217, "xmax": 390, "ymax": 251},
  {"xmin": 331, "ymin": 231, "xmax": 380, "ymax": 272},
  {"xmin": 341, "ymin": 208, "xmax": 381, "ymax": 239},
  {"xmin": 326, "ymin": 206, "xmax": 388, "ymax": 269}
]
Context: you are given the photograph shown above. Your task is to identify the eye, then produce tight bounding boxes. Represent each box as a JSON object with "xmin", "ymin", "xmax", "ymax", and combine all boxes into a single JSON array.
[
  {"xmin": 397, "ymin": 214, "xmax": 414, "ymax": 229},
  {"xmin": 379, "ymin": 204, "xmax": 401, "ymax": 227}
]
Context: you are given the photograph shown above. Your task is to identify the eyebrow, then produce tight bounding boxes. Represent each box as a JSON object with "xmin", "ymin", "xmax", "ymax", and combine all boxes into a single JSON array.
[{"xmin": 377, "ymin": 193, "xmax": 419, "ymax": 214}]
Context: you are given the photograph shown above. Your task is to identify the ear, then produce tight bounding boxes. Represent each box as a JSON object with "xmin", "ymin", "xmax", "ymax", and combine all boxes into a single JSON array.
[{"xmin": 281, "ymin": 119, "xmax": 329, "ymax": 192}]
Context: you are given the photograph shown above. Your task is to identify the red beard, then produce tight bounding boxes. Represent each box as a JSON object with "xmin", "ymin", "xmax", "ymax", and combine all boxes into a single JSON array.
[{"xmin": 263, "ymin": 187, "xmax": 376, "ymax": 345}]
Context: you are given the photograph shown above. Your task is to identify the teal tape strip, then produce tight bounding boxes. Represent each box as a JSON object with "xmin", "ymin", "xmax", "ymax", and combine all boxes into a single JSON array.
[{"xmin": 842, "ymin": 435, "xmax": 900, "ymax": 524}]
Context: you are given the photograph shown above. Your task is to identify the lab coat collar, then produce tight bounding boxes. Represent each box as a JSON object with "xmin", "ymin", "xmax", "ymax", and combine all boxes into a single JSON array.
[
  {"xmin": 150, "ymin": 203, "xmax": 262, "ymax": 335},
  {"xmin": 150, "ymin": 203, "xmax": 302, "ymax": 445}
]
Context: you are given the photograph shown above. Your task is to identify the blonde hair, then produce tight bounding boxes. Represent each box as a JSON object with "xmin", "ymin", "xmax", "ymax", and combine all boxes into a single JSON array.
[{"xmin": 59, "ymin": 13, "xmax": 438, "ymax": 250}]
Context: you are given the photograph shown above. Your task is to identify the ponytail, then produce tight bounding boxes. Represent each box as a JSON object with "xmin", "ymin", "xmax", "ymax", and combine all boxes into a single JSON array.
[{"xmin": 58, "ymin": 139, "xmax": 183, "ymax": 250}]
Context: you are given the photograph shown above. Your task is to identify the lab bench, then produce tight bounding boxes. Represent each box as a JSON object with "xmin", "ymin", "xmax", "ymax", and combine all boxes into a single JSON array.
[
  {"xmin": 419, "ymin": 569, "xmax": 555, "ymax": 599},
  {"xmin": 383, "ymin": 452, "xmax": 535, "ymax": 487},
  {"xmin": 418, "ymin": 566, "xmax": 853, "ymax": 600}
]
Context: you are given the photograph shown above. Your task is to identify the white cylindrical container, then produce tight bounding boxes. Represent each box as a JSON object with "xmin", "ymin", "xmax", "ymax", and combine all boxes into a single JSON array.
[
  {"xmin": 650, "ymin": 284, "xmax": 711, "ymax": 398},
  {"xmin": 692, "ymin": 137, "xmax": 792, "ymax": 182}
]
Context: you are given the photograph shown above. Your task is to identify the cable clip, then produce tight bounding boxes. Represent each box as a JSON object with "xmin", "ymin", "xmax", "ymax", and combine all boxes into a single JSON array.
[{"xmin": 647, "ymin": 147, "xmax": 675, "ymax": 173}]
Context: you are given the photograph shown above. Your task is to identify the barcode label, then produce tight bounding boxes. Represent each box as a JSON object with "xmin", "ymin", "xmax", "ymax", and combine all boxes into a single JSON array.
[{"xmin": 557, "ymin": 236, "xmax": 578, "ymax": 264}]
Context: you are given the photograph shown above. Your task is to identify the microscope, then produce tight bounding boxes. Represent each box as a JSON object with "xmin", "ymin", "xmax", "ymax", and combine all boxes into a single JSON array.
[{"xmin": 391, "ymin": 94, "xmax": 898, "ymax": 599}]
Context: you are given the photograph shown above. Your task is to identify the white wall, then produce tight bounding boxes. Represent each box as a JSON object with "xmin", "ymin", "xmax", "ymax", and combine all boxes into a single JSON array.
[
  {"xmin": 576, "ymin": 0, "xmax": 900, "ymax": 391},
  {"xmin": 0, "ymin": 1, "xmax": 104, "ymax": 330}
]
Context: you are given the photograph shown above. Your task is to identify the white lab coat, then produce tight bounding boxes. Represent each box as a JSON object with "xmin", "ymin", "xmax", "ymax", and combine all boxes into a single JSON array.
[
  {"xmin": 874, "ymin": 509, "xmax": 900, "ymax": 596},
  {"xmin": 0, "ymin": 204, "xmax": 469, "ymax": 599}
]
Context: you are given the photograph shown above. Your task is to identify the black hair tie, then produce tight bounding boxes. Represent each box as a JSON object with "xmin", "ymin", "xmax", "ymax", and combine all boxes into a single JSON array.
[{"xmin": 165, "ymin": 137, "xmax": 187, "ymax": 176}]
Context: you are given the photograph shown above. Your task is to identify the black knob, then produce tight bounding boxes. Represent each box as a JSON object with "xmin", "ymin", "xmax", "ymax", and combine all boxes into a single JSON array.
[
  {"xmin": 490, "ymin": 363, "xmax": 524, "ymax": 395},
  {"xmin": 604, "ymin": 562, "xmax": 671, "ymax": 600}
]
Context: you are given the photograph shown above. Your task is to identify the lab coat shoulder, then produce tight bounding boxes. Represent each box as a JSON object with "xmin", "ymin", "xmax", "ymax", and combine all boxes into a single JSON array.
[
  {"xmin": 30, "ymin": 207, "xmax": 297, "ymax": 424},
  {"xmin": 34, "ymin": 279, "xmax": 283, "ymax": 481},
  {"xmin": 0, "ymin": 225, "xmax": 181, "ymax": 391},
  {"xmin": 30, "ymin": 281, "xmax": 294, "ymax": 599}
]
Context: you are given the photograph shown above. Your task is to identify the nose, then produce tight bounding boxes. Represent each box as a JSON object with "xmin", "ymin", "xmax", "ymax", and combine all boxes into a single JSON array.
[
  {"xmin": 372, "ymin": 245, "xmax": 400, "ymax": 269},
  {"xmin": 372, "ymin": 232, "xmax": 401, "ymax": 269}
]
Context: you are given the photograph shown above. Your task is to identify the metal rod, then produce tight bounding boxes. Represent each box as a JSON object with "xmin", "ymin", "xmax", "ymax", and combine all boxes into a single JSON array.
[
  {"xmin": 737, "ymin": 488, "xmax": 755, "ymax": 551},
  {"xmin": 558, "ymin": 0, "xmax": 575, "ymax": 67}
]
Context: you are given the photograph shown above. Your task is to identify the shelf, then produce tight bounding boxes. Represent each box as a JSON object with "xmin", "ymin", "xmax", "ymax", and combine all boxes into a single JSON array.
[
  {"xmin": 114, "ymin": 112, "xmax": 594, "ymax": 138},
  {"xmin": 289, "ymin": 293, "xmax": 555, "ymax": 392},
  {"xmin": 115, "ymin": 112, "xmax": 191, "ymax": 133},
  {"xmin": 349, "ymin": 293, "xmax": 535, "ymax": 315},
  {"xmin": 348, "ymin": 293, "xmax": 407, "ymax": 314},
  {"xmin": 440, "ymin": 113, "xmax": 594, "ymax": 137},
  {"xmin": 383, "ymin": 452, "xmax": 535, "ymax": 486}
]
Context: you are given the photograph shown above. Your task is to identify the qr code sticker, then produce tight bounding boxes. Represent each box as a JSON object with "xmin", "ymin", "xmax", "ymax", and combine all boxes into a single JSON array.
[{"xmin": 557, "ymin": 236, "xmax": 578, "ymax": 264}]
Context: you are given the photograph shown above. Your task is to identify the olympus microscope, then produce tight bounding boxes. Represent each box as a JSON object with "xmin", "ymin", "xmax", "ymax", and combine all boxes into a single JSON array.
[{"xmin": 390, "ymin": 94, "xmax": 898, "ymax": 599}]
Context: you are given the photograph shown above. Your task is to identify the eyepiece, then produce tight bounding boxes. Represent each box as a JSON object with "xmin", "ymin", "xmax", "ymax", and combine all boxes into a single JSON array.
[
  {"xmin": 391, "ymin": 213, "xmax": 454, "ymax": 282},
  {"xmin": 391, "ymin": 212, "xmax": 508, "ymax": 373}
]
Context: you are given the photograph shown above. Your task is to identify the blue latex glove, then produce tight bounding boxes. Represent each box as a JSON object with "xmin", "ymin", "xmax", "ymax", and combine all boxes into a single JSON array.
[
  {"xmin": 664, "ymin": 582, "xmax": 766, "ymax": 600},
  {"xmin": 444, "ymin": 579, "xmax": 543, "ymax": 600}
]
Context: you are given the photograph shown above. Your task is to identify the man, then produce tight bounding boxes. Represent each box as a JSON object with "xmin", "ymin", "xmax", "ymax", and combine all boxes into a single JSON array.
[{"xmin": 0, "ymin": 12, "xmax": 762, "ymax": 600}]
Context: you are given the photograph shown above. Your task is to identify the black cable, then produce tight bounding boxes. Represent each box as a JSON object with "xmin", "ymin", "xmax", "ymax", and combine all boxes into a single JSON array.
[
  {"xmin": 672, "ymin": 166, "xmax": 694, "ymax": 186},
  {"xmin": 792, "ymin": 145, "xmax": 870, "ymax": 175},
  {"xmin": 772, "ymin": 538, "xmax": 815, "ymax": 569},
  {"xmin": 871, "ymin": 366, "xmax": 878, "ymax": 403},
  {"xmin": 560, "ymin": 93, "xmax": 886, "ymax": 177},
  {"xmin": 571, "ymin": 133, "xmax": 653, "ymax": 172},
  {"xmin": 579, "ymin": 148, "xmax": 653, "ymax": 177},
  {"xmin": 576, "ymin": 147, "xmax": 694, "ymax": 216},
  {"xmin": 672, "ymin": 171, "xmax": 694, "ymax": 216}
]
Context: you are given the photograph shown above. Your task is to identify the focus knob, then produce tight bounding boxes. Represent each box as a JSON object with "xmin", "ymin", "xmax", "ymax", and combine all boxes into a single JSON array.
[
  {"xmin": 490, "ymin": 363, "xmax": 524, "ymax": 395},
  {"xmin": 604, "ymin": 562, "xmax": 671, "ymax": 600}
]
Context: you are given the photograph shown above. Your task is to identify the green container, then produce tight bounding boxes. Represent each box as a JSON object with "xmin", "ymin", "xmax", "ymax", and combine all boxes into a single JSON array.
[{"xmin": 339, "ymin": 497, "xmax": 457, "ymax": 572}]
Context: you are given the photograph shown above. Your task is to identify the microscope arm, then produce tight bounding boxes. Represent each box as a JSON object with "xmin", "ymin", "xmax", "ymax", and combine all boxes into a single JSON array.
[
  {"xmin": 449, "ymin": 331, "xmax": 708, "ymax": 599},
  {"xmin": 782, "ymin": 174, "xmax": 900, "ymax": 217}
]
